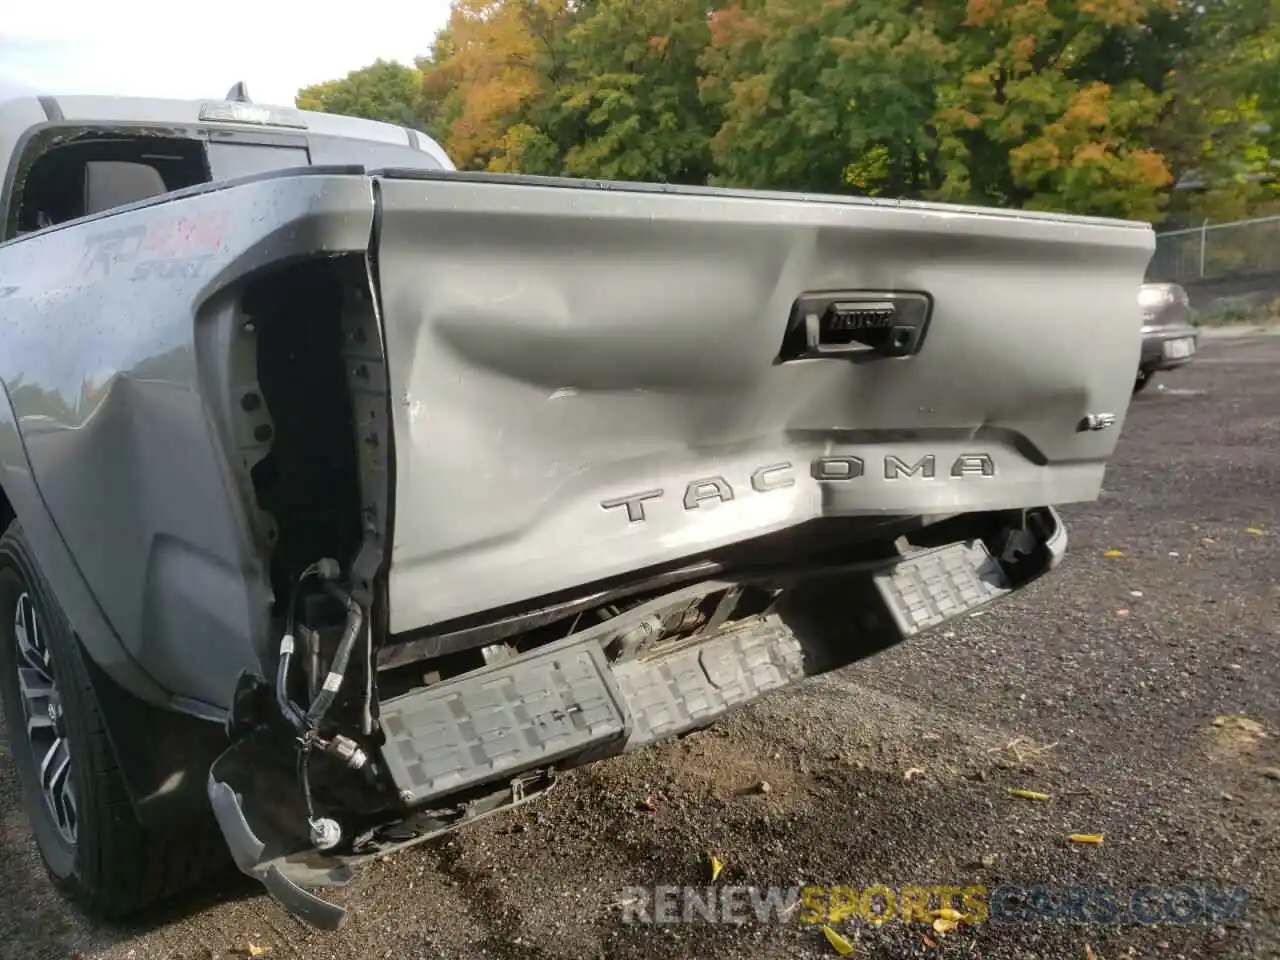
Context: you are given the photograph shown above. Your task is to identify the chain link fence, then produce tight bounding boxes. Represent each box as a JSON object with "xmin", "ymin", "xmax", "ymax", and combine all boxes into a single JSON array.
[{"xmin": 1149, "ymin": 215, "xmax": 1280, "ymax": 284}]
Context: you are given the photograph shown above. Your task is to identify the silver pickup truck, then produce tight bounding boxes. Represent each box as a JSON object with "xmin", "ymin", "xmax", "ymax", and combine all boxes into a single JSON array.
[{"xmin": 0, "ymin": 89, "xmax": 1153, "ymax": 929}]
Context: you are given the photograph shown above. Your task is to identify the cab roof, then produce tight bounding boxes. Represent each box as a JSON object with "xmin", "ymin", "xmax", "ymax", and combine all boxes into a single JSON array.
[{"xmin": 0, "ymin": 91, "xmax": 455, "ymax": 171}]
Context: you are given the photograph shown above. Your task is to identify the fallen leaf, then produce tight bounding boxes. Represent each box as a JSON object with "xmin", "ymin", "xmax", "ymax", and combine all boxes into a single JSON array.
[
  {"xmin": 708, "ymin": 853, "xmax": 724, "ymax": 882},
  {"xmin": 933, "ymin": 917, "xmax": 959, "ymax": 934},
  {"xmin": 1007, "ymin": 787, "xmax": 1051, "ymax": 802},
  {"xmin": 1103, "ymin": 549, "xmax": 1125, "ymax": 558},
  {"xmin": 1245, "ymin": 527, "xmax": 1265, "ymax": 536},
  {"xmin": 922, "ymin": 933, "xmax": 938, "ymax": 948},
  {"xmin": 820, "ymin": 924, "xmax": 856, "ymax": 955},
  {"xmin": 1069, "ymin": 833, "xmax": 1105, "ymax": 845},
  {"xmin": 639, "ymin": 796, "xmax": 657, "ymax": 812},
  {"xmin": 1086, "ymin": 944, "xmax": 1098, "ymax": 960},
  {"xmin": 932, "ymin": 907, "xmax": 965, "ymax": 922},
  {"xmin": 1115, "ymin": 609, "xmax": 1130, "ymax": 617},
  {"xmin": 904, "ymin": 767, "xmax": 926, "ymax": 781},
  {"xmin": 234, "ymin": 946, "xmax": 269, "ymax": 959}
]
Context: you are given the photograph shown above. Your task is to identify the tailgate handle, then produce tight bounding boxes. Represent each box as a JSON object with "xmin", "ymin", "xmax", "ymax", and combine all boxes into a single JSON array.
[{"xmin": 779, "ymin": 291, "xmax": 933, "ymax": 362}]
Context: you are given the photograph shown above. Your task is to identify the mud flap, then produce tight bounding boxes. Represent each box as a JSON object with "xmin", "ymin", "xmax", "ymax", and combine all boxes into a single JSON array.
[
  {"xmin": 206, "ymin": 802, "xmax": 349, "ymax": 931},
  {"xmin": 208, "ymin": 728, "xmax": 353, "ymax": 930}
]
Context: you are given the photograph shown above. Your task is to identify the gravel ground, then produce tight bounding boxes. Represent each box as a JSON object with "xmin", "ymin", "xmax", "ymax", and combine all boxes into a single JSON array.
[{"xmin": 2, "ymin": 333, "xmax": 1277, "ymax": 960}]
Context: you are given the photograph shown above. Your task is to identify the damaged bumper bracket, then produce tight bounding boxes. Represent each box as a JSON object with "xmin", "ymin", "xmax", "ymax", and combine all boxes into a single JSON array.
[
  {"xmin": 207, "ymin": 508, "xmax": 1067, "ymax": 928},
  {"xmin": 207, "ymin": 732, "xmax": 561, "ymax": 931}
]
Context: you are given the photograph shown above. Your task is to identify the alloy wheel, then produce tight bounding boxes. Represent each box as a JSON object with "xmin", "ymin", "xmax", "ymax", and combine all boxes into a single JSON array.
[{"xmin": 12, "ymin": 589, "xmax": 78, "ymax": 845}]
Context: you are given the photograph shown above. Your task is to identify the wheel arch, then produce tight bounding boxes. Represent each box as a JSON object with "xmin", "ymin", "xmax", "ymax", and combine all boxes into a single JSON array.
[
  {"xmin": 0, "ymin": 480, "xmax": 13, "ymax": 534},
  {"xmin": 0, "ymin": 382, "xmax": 166, "ymax": 703},
  {"xmin": 0, "ymin": 389, "xmax": 226, "ymax": 829}
]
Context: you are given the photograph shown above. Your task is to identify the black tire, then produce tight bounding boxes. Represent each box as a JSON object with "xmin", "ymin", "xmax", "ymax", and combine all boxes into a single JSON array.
[
  {"xmin": 0, "ymin": 520, "xmax": 224, "ymax": 918},
  {"xmin": 1133, "ymin": 369, "xmax": 1154, "ymax": 394}
]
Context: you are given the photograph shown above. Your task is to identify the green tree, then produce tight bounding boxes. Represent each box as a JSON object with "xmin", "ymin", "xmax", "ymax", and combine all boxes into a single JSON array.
[
  {"xmin": 700, "ymin": 0, "xmax": 949, "ymax": 195},
  {"xmin": 418, "ymin": 0, "xmax": 573, "ymax": 171},
  {"xmin": 1150, "ymin": 0, "xmax": 1280, "ymax": 223},
  {"xmin": 296, "ymin": 59, "xmax": 425, "ymax": 128},
  {"xmin": 528, "ymin": 0, "xmax": 720, "ymax": 183},
  {"xmin": 925, "ymin": 0, "xmax": 1179, "ymax": 221},
  {"xmin": 417, "ymin": 26, "xmax": 460, "ymax": 145},
  {"xmin": 302, "ymin": 0, "xmax": 1279, "ymax": 221}
]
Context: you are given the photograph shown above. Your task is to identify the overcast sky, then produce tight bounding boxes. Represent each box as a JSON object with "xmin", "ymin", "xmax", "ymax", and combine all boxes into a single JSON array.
[{"xmin": 1, "ymin": 0, "xmax": 454, "ymax": 106}]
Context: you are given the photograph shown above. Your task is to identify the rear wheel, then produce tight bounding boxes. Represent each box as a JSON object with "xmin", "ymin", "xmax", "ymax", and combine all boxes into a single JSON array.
[
  {"xmin": 0, "ymin": 521, "xmax": 223, "ymax": 917},
  {"xmin": 1133, "ymin": 368, "xmax": 1154, "ymax": 394}
]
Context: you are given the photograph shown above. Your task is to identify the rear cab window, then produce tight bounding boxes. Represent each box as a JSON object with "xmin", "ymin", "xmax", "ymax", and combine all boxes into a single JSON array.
[
  {"xmin": 6, "ymin": 133, "xmax": 210, "ymax": 240},
  {"xmin": 2, "ymin": 114, "xmax": 445, "ymax": 243},
  {"xmin": 205, "ymin": 140, "xmax": 309, "ymax": 180}
]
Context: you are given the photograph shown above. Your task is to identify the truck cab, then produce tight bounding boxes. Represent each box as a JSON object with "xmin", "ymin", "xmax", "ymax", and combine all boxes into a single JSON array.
[{"xmin": 0, "ymin": 86, "xmax": 453, "ymax": 240}]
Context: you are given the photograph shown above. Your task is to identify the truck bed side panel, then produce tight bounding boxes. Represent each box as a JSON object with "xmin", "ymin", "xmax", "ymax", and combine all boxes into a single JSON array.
[{"xmin": 0, "ymin": 172, "xmax": 376, "ymax": 710}]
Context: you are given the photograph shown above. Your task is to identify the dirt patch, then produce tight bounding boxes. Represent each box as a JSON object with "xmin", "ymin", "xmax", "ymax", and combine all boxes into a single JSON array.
[
  {"xmin": 1208, "ymin": 714, "xmax": 1270, "ymax": 758},
  {"xmin": 652, "ymin": 729, "xmax": 815, "ymax": 806}
]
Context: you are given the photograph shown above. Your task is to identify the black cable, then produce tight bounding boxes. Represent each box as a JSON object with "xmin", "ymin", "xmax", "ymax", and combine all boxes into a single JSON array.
[
  {"xmin": 304, "ymin": 586, "xmax": 364, "ymax": 727},
  {"xmin": 276, "ymin": 564, "xmax": 320, "ymax": 731},
  {"xmin": 285, "ymin": 562, "xmax": 318, "ymax": 639},
  {"xmin": 276, "ymin": 645, "xmax": 306, "ymax": 731},
  {"xmin": 297, "ymin": 738, "xmax": 317, "ymax": 823}
]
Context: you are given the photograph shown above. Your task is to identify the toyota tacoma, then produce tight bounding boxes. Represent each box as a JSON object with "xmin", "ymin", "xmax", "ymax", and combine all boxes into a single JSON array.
[{"xmin": 0, "ymin": 87, "xmax": 1153, "ymax": 929}]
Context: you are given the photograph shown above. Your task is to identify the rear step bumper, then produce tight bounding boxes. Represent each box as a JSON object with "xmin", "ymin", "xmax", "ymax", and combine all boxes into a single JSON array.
[{"xmin": 208, "ymin": 508, "xmax": 1066, "ymax": 929}]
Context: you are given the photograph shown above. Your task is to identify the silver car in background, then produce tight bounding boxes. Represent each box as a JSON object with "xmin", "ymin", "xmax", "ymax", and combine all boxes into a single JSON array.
[{"xmin": 1136, "ymin": 281, "xmax": 1198, "ymax": 393}]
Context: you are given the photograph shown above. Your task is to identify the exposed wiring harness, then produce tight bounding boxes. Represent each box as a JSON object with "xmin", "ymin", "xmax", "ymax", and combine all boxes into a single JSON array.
[
  {"xmin": 274, "ymin": 562, "xmax": 319, "ymax": 733},
  {"xmin": 304, "ymin": 585, "xmax": 364, "ymax": 728},
  {"xmin": 275, "ymin": 559, "xmax": 353, "ymax": 733},
  {"xmin": 273, "ymin": 559, "xmax": 370, "ymax": 848}
]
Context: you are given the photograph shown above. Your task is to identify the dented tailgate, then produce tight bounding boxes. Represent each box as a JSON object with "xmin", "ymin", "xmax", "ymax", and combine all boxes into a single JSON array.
[{"xmin": 370, "ymin": 171, "xmax": 1154, "ymax": 634}]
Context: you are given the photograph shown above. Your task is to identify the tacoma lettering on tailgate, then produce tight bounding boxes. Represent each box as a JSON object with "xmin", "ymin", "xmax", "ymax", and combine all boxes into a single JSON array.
[{"xmin": 601, "ymin": 453, "xmax": 996, "ymax": 524}]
